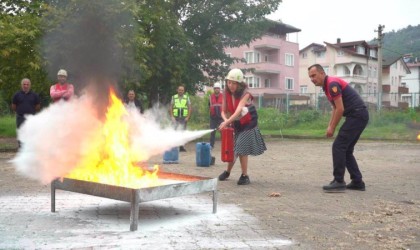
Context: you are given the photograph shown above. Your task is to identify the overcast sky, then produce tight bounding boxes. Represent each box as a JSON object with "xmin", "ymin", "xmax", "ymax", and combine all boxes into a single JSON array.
[{"xmin": 266, "ymin": 0, "xmax": 420, "ymax": 49}]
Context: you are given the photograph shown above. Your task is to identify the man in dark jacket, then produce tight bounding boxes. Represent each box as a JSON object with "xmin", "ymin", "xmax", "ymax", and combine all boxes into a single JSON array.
[
  {"xmin": 124, "ymin": 90, "xmax": 144, "ymax": 114},
  {"xmin": 11, "ymin": 78, "xmax": 41, "ymax": 147}
]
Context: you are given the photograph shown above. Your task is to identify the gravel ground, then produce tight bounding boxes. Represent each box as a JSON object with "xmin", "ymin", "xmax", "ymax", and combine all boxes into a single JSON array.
[{"xmin": 0, "ymin": 137, "xmax": 419, "ymax": 249}]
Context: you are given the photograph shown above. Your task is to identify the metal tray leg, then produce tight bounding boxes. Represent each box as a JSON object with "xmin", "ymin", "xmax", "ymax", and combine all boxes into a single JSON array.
[{"xmin": 130, "ymin": 190, "xmax": 139, "ymax": 231}]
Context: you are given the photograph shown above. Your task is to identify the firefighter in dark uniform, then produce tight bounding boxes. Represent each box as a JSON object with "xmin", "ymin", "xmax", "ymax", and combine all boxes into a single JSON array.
[
  {"xmin": 308, "ymin": 64, "xmax": 369, "ymax": 192},
  {"xmin": 170, "ymin": 84, "xmax": 192, "ymax": 152}
]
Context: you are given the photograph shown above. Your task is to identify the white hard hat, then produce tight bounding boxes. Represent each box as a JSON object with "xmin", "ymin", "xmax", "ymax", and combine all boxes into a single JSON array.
[
  {"xmin": 226, "ymin": 68, "xmax": 244, "ymax": 83},
  {"xmin": 57, "ymin": 69, "xmax": 67, "ymax": 77},
  {"xmin": 213, "ymin": 82, "xmax": 221, "ymax": 88}
]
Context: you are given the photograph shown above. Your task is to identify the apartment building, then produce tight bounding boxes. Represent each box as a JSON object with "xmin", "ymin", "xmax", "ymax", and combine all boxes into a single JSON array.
[
  {"xmin": 224, "ymin": 20, "xmax": 301, "ymax": 108},
  {"xmin": 382, "ymin": 56, "xmax": 410, "ymax": 108},
  {"xmin": 402, "ymin": 56, "xmax": 420, "ymax": 107},
  {"xmin": 299, "ymin": 39, "xmax": 412, "ymax": 109},
  {"xmin": 299, "ymin": 40, "xmax": 381, "ymax": 108}
]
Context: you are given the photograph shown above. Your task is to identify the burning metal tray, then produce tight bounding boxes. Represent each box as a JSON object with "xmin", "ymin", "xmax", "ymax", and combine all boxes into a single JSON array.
[{"xmin": 51, "ymin": 172, "xmax": 218, "ymax": 231}]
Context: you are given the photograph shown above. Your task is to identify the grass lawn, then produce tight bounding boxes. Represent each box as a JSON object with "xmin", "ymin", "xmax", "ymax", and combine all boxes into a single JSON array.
[{"xmin": 1, "ymin": 113, "xmax": 419, "ymax": 142}]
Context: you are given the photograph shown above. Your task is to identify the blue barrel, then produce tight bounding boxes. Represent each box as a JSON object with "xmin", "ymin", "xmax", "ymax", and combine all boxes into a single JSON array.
[
  {"xmin": 196, "ymin": 142, "xmax": 211, "ymax": 167},
  {"xmin": 163, "ymin": 147, "xmax": 179, "ymax": 164}
]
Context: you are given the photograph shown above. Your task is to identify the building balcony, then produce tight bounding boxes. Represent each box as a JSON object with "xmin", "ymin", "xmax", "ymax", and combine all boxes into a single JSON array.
[
  {"xmin": 249, "ymin": 62, "xmax": 281, "ymax": 74},
  {"xmin": 252, "ymin": 36, "xmax": 282, "ymax": 51},
  {"xmin": 341, "ymin": 75, "xmax": 368, "ymax": 85},
  {"xmin": 254, "ymin": 44, "xmax": 280, "ymax": 51},
  {"xmin": 382, "ymin": 85, "xmax": 391, "ymax": 93},
  {"xmin": 399, "ymin": 86, "xmax": 409, "ymax": 94}
]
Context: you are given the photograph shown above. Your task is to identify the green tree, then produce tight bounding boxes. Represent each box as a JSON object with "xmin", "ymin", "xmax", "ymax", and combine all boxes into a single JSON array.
[
  {"xmin": 0, "ymin": 1, "xmax": 49, "ymax": 110},
  {"xmin": 136, "ymin": 0, "xmax": 281, "ymax": 106},
  {"xmin": 1, "ymin": 0, "xmax": 283, "ymax": 110}
]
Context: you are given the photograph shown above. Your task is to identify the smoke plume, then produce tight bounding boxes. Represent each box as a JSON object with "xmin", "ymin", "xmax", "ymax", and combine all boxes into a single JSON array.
[{"xmin": 11, "ymin": 96, "xmax": 211, "ymax": 184}]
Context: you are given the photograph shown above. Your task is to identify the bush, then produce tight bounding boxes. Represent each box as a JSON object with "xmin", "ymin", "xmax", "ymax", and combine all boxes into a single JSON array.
[
  {"xmin": 369, "ymin": 109, "xmax": 420, "ymax": 127},
  {"xmin": 258, "ymin": 108, "xmax": 287, "ymax": 130},
  {"xmin": 188, "ymin": 94, "xmax": 210, "ymax": 129}
]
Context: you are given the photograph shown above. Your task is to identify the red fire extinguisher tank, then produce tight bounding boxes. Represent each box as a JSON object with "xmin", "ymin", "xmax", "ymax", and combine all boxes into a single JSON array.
[{"xmin": 221, "ymin": 127, "xmax": 234, "ymax": 162}]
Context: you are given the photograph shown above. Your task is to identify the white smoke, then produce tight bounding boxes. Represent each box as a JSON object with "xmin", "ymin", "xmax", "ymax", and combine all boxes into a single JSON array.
[{"xmin": 11, "ymin": 94, "xmax": 211, "ymax": 184}]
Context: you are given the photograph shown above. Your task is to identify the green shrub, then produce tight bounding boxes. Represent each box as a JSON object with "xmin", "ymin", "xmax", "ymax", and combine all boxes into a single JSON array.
[
  {"xmin": 258, "ymin": 108, "xmax": 287, "ymax": 130},
  {"xmin": 0, "ymin": 115, "xmax": 16, "ymax": 137}
]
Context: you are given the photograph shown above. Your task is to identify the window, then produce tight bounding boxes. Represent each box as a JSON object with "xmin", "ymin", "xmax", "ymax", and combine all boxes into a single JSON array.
[
  {"xmin": 264, "ymin": 54, "xmax": 269, "ymax": 62},
  {"xmin": 369, "ymin": 50, "xmax": 377, "ymax": 58},
  {"xmin": 316, "ymin": 51, "xmax": 325, "ymax": 58},
  {"xmin": 264, "ymin": 78, "xmax": 271, "ymax": 88},
  {"xmin": 223, "ymin": 53, "xmax": 231, "ymax": 67},
  {"xmin": 245, "ymin": 76, "xmax": 260, "ymax": 88},
  {"xmin": 285, "ymin": 78, "xmax": 294, "ymax": 90},
  {"xmin": 244, "ymin": 51, "xmax": 260, "ymax": 64},
  {"xmin": 285, "ymin": 53, "xmax": 294, "ymax": 66},
  {"xmin": 302, "ymin": 52, "xmax": 307, "ymax": 59},
  {"xmin": 337, "ymin": 50, "xmax": 344, "ymax": 56},
  {"xmin": 323, "ymin": 66, "xmax": 329, "ymax": 75},
  {"xmin": 300, "ymin": 85, "xmax": 308, "ymax": 94},
  {"xmin": 357, "ymin": 46, "xmax": 365, "ymax": 55}
]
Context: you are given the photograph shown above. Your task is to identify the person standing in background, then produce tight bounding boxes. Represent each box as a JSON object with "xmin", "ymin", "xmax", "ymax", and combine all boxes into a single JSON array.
[
  {"xmin": 11, "ymin": 78, "xmax": 41, "ymax": 147},
  {"xmin": 209, "ymin": 82, "xmax": 223, "ymax": 149},
  {"xmin": 170, "ymin": 84, "xmax": 192, "ymax": 152},
  {"xmin": 124, "ymin": 90, "xmax": 144, "ymax": 114},
  {"xmin": 308, "ymin": 64, "xmax": 369, "ymax": 192},
  {"xmin": 217, "ymin": 69, "xmax": 266, "ymax": 185},
  {"xmin": 50, "ymin": 69, "xmax": 74, "ymax": 102}
]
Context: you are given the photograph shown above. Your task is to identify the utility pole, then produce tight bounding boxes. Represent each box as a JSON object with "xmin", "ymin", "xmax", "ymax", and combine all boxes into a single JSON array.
[{"xmin": 375, "ymin": 24, "xmax": 385, "ymax": 110}]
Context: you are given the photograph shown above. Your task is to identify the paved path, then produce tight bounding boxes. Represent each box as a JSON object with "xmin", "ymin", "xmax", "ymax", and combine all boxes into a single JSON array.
[{"xmin": 1, "ymin": 139, "xmax": 419, "ymax": 249}]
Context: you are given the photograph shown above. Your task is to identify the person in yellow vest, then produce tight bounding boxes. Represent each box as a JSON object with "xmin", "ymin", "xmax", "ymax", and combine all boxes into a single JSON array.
[{"xmin": 170, "ymin": 84, "xmax": 192, "ymax": 152}]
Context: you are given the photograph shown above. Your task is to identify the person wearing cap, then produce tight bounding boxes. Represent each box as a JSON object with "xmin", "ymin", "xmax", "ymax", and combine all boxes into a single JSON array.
[
  {"xmin": 217, "ymin": 68, "xmax": 267, "ymax": 185},
  {"xmin": 208, "ymin": 82, "xmax": 223, "ymax": 149},
  {"xmin": 50, "ymin": 69, "xmax": 74, "ymax": 102}
]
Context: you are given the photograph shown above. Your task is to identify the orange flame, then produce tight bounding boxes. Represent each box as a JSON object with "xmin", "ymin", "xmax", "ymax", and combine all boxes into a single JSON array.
[
  {"xmin": 417, "ymin": 132, "xmax": 420, "ymax": 141},
  {"xmin": 66, "ymin": 88, "xmax": 160, "ymax": 188}
]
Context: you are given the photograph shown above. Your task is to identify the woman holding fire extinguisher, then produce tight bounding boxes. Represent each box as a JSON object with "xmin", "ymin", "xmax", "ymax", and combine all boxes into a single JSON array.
[{"xmin": 218, "ymin": 68, "xmax": 267, "ymax": 185}]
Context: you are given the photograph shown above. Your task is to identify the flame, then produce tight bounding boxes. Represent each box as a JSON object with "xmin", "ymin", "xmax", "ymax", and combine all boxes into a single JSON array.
[
  {"xmin": 417, "ymin": 132, "xmax": 420, "ymax": 141},
  {"xmin": 66, "ymin": 88, "xmax": 160, "ymax": 188}
]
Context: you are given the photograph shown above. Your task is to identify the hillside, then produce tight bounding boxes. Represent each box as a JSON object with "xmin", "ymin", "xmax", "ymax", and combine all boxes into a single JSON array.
[{"xmin": 380, "ymin": 24, "xmax": 420, "ymax": 60}]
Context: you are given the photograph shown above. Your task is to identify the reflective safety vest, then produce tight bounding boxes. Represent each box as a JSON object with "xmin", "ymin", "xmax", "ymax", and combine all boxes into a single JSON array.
[
  {"xmin": 209, "ymin": 93, "xmax": 223, "ymax": 117},
  {"xmin": 172, "ymin": 94, "xmax": 189, "ymax": 117},
  {"xmin": 224, "ymin": 91, "xmax": 257, "ymax": 132}
]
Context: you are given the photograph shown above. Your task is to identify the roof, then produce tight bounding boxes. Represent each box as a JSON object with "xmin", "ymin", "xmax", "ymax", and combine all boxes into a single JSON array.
[
  {"xmin": 266, "ymin": 19, "xmax": 301, "ymax": 35},
  {"xmin": 324, "ymin": 41, "xmax": 376, "ymax": 59},
  {"xmin": 299, "ymin": 43, "xmax": 325, "ymax": 53},
  {"xmin": 383, "ymin": 56, "xmax": 411, "ymax": 73}
]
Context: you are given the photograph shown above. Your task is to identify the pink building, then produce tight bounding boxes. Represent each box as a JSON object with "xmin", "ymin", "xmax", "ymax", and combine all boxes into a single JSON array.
[{"xmin": 224, "ymin": 21, "xmax": 301, "ymax": 99}]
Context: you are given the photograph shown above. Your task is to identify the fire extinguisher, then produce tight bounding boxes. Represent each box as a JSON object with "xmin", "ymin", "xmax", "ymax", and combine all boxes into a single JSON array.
[{"xmin": 221, "ymin": 127, "xmax": 234, "ymax": 162}]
